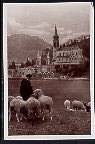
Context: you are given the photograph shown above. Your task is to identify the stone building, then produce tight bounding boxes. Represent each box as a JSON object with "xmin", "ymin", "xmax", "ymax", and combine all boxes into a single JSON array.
[{"xmin": 52, "ymin": 25, "xmax": 84, "ymax": 66}]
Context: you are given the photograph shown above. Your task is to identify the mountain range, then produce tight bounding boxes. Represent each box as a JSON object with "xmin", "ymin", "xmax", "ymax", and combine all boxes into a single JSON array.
[{"xmin": 7, "ymin": 34, "xmax": 52, "ymax": 63}]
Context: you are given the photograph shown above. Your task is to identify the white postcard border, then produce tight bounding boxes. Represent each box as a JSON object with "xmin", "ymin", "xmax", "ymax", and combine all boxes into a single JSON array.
[{"xmin": 3, "ymin": 2, "xmax": 94, "ymax": 140}]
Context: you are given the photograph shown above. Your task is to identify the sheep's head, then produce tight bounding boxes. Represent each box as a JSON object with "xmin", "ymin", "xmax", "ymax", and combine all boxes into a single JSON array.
[
  {"xmin": 82, "ymin": 101, "xmax": 87, "ymax": 106},
  {"xmin": 82, "ymin": 101, "xmax": 90, "ymax": 112},
  {"xmin": 34, "ymin": 89, "xmax": 43, "ymax": 99}
]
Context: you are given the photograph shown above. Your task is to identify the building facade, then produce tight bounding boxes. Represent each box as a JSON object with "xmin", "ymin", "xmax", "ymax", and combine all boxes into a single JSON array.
[{"xmin": 52, "ymin": 25, "xmax": 84, "ymax": 66}]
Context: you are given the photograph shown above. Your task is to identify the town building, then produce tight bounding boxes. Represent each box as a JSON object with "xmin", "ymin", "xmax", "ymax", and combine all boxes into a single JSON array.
[{"xmin": 52, "ymin": 25, "xmax": 84, "ymax": 66}]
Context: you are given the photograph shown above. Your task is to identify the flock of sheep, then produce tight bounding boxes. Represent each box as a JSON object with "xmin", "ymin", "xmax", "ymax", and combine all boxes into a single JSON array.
[
  {"xmin": 64, "ymin": 100, "xmax": 91, "ymax": 112},
  {"xmin": 8, "ymin": 89, "xmax": 91, "ymax": 124},
  {"xmin": 8, "ymin": 89, "xmax": 53, "ymax": 123}
]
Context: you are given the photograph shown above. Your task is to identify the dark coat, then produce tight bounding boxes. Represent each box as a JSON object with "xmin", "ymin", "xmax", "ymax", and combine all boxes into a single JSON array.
[{"xmin": 20, "ymin": 78, "xmax": 33, "ymax": 101}]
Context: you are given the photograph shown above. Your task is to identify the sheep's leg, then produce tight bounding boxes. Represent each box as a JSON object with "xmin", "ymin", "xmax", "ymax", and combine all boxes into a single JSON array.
[
  {"xmin": 41, "ymin": 106, "xmax": 45, "ymax": 121},
  {"xmin": 42, "ymin": 111, "xmax": 45, "ymax": 121},
  {"xmin": 19, "ymin": 114, "xmax": 23, "ymax": 121},
  {"xmin": 41, "ymin": 110, "xmax": 45, "ymax": 121},
  {"xmin": 16, "ymin": 113, "xmax": 20, "ymax": 122},
  {"xmin": 42, "ymin": 116, "xmax": 45, "ymax": 121},
  {"xmin": 50, "ymin": 113, "xmax": 52, "ymax": 121},
  {"xmin": 49, "ymin": 106, "xmax": 53, "ymax": 121}
]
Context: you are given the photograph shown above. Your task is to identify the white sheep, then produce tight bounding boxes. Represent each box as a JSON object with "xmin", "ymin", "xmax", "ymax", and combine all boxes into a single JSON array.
[
  {"xmin": 9, "ymin": 98, "xmax": 25, "ymax": 122},
  {"xmin": 34, "ymin": 89, "xmax": 53, "ymax": 121},
  {"xmin": 64, "ymin": 100, "xmax": 70, "ymax": 110},
  {"xmin": 72, "ymin": 100, "xmax": 86, "ymax": 111},
  {"xmin": 9, "ymin": 96, "xmax": 41, "ymax": 123},
  {"xmin": 24, "ymin": 96, "xmax": 41, "ymax": 121}
]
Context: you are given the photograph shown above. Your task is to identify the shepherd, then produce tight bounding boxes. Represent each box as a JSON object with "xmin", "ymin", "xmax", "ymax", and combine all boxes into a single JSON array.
[{"xmin": 20, "ymin": 74, "xmax": 33, "ymax": 101}]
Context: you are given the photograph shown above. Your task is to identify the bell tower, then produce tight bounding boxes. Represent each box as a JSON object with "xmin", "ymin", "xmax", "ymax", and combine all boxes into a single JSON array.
[
  {"xmin": 53, "ymin": 25, "xmax": 59, "ymax": 59},
  {"xmin": 36, "ymin": 51, "xmax": 41, "ymax": 66}
]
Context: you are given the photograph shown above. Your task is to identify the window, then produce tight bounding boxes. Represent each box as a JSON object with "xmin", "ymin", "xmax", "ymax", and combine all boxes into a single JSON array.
[{"xmin": 59, "ymin": 53, "xmax": 61, "ymax": 56}]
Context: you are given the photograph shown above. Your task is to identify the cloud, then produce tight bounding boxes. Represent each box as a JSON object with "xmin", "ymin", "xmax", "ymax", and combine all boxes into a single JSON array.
[
  {"xmin": 60, "ymin": 30, "xmax": 73, "ymax": 35},
  {"xmin": 8, "ymin": 17, "xmax": 24, "ymax": 28},
  {"xmin": 60, "ymin": 31, "xmax": 89, "ymax": 44},
  {"xmin": 28, "ymin": 22, "xmax": 50, "ymax": 30},
  {"xmin": 7, "ymin": 18, "xmax": 52, "ymax": 42}
]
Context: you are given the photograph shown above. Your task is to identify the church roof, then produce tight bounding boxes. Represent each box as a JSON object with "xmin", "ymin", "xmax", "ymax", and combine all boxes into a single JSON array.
[
  {"xmin": 58, "ymin": 45, "xmax": 80, "ymax": 51},
  {"xmin": 56, "ymin": 55, "xmax": 69, "ymax": 58}
]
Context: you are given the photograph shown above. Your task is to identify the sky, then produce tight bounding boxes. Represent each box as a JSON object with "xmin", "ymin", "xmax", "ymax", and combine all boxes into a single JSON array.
[{"xmin": 6, "ymin": 2, "xmax": 91, "ymax": 44}]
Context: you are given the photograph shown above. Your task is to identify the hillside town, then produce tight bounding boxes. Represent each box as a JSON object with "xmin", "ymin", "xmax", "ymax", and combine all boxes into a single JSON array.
[{"xmin": 8, "ymin": 25, "xmax": 90, "ymax": 79}]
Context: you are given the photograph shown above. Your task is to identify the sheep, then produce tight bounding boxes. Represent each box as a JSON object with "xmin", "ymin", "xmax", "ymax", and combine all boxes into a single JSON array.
[
  {"xmin": 72, "ymin": 100, "xmax": 86, "ymax": 111},
  {"xmin": 9, "ymin": 95, "xmax": 41, "ymax": 123},
  {"xmin": 34, "ymin": 89, "xmax": 53, "ymax": 121},
  {"xmin": 8, "ymin": 96, "xmax": 23, "ymax": 107},
  {"xmin": 22, "ymin": 96, "xmax": 41, "ymax": 123},
  {"xmin": 9, "ymin": 98, "xmax": 25, "ymax": 122},
  {"xmin": 64, "ymin": 100, "xmax": 70, "ymax": 110},
  {"xmin": 82, "ymin": 101, "xmax": 91, "ymax": 112}
]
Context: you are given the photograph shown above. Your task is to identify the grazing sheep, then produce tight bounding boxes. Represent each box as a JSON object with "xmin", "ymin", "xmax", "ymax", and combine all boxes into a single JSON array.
[
  {"xmin": 72, "ymin": 100, "xmax": 86, "ymax": 111},
  {"xmin": 9, "ymin": 95, "xmax": 41, "ymax": 123},
  {"xmin": 34, "ymin": 89, "xmax": 53, "ymax": 121},
  {"xmin": 9, "ymin": 98, "xmax": 25, "ymax": 122},
  {"xmin": 23, "ymin": 96, "xmax": 41, "ymax": 123},
  {"xmin": 64, "ymin": 100, "xmax": 70, "ymax": 110},
  {"xmin": 82, "ymin": 101, "xmax": 91, "ymax": 112}
]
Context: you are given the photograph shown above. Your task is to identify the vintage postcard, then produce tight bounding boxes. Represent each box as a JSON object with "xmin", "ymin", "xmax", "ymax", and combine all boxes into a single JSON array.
[{"xmin": 3, "ymin": 2, "xmax": 94, "ymax": 140}]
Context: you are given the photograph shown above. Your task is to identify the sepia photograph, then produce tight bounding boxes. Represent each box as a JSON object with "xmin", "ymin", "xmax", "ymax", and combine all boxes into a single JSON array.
[{"xmin": 3, "ymin": 2, "xmax": 94, "ymax": 139}]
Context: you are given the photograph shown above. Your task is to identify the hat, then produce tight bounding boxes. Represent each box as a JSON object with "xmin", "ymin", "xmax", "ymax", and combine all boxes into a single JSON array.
[{"xmin": 26, "ymin": 74, "xmax": 32, "ymax": 77}]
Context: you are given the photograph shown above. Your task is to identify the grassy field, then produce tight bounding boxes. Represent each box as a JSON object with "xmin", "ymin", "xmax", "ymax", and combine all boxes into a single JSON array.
[{"xmin": 8, "ymin": 79, "xmax": 91, "ymax": 135}]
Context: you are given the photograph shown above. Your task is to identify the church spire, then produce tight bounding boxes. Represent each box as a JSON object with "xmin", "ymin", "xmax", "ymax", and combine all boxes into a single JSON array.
[
  {"xmin": 55, "ymin": 24, "xmax": 58, "ymax": 36},
  {"xmin": 37, "ymin": 51, "xmax": 41, "ymax": 58},
  {"xmin": 53, "ymin": 25, "xmax": 59, "ymax": 48}
]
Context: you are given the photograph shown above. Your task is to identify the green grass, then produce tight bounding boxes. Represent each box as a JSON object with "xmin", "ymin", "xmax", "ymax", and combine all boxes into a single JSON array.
[{"xmin": 8, "ymin": 79, "xmax": 91, "ymax": 135}]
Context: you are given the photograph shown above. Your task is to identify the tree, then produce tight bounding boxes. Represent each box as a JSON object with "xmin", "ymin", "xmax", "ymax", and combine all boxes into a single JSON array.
[
  {"xmin": 20, "ymin": 62, "xmax": 25, "ymax": 68},
  {"xmin": 31, "ymin": 59, "xmax": 35, "ymax": 66},
  {"xmin": 9, "ymin": 61, "xmax": 16, "ymax": 69},
  {"xmin": 25, "ymin": 58, "xmax": 32, "ymax": 67}
]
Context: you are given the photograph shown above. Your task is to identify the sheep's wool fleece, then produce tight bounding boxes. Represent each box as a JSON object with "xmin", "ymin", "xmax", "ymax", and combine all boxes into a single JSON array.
[
  {"xmin": 72, "ymin": 100, "xmax": 85, "ymax": 109},
  {"xmin": 25, "ymin": 97, "xmax": 40, "ymax": 109},
  {"xmin": 64, "ymin": 100, "xmax": 70, "ymax": 109},
  {"xmin": 38, "ymin": 95, "xmax": 53, "ymax": 105},
  {"xmin": 10, "ymin": 99, "xmax": 25, "ymax": 112}
]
